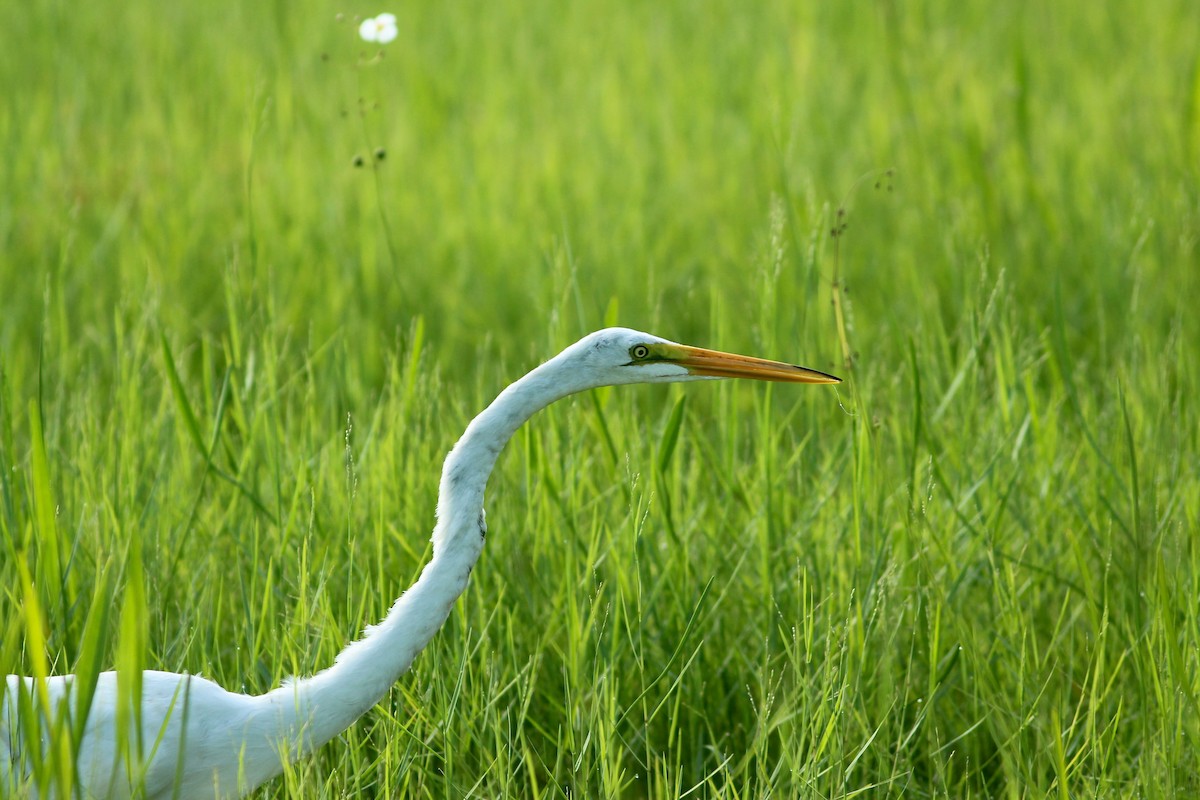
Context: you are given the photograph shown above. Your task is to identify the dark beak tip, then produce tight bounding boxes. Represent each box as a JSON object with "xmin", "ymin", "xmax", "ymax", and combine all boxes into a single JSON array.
[{"xmin": 807, "ymin": 369, "xmax": 842, "ymax": 384}]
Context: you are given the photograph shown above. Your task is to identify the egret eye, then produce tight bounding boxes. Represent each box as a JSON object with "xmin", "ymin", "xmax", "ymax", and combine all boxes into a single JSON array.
[{"xmin": 631, "ymin": 345, "xmax": 650, "ymax": 360}]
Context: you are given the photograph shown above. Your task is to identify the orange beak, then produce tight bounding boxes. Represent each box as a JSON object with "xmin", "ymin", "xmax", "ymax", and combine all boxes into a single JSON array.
[{"xmin": 662, "ymin": 344, "xmax": 841, "ymax": 384}]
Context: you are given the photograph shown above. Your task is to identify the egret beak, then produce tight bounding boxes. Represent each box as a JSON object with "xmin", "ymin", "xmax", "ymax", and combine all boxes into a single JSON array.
[{"xmin": 662, "ymin": 344, "xmax": 841, "ymax": 384}]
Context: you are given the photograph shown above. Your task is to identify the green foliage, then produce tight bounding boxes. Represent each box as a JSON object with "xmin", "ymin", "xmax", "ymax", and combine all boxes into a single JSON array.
[{"xmin": 2, "ymin": 0, "xmax": 1197, "ymax": 797}]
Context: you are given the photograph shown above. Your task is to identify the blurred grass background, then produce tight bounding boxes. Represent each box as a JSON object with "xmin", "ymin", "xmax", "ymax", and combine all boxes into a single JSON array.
[{"xmin": 1, "ymin": 0, "xmax": 1198, "ymax": 796}]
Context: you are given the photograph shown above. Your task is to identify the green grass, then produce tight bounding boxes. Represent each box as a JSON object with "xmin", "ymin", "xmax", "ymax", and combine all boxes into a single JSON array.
[{"xmin": 2, "ymin": 0, "xmax": 1199, "ymax": 796}]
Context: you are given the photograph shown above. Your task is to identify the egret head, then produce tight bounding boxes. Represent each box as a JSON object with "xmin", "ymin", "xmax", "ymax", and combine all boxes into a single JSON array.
[{"xmin": 559, "ymin": 327, "xmax": 841, "ymax": 389}]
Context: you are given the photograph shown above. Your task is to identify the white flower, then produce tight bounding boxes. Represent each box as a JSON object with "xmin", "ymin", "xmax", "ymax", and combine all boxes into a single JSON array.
[{"xmin": 359, "ymin": 13, "xmax": 397, "ymax": 44}]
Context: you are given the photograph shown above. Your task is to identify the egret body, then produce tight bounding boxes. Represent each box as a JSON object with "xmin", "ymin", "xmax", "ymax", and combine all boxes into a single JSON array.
[{"xmin": 1, "ymin": 327, "xmax": 839, "ymax": 799}]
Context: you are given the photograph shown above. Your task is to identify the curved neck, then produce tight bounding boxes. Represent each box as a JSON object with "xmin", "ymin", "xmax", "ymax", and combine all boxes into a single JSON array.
[
  {"xmin": 266, "ymin": 354, "xmax": 584, "ymax": 754},
  {"xmin": 434, "ymin": 356, "xmax": 583, "ymax": 549}
]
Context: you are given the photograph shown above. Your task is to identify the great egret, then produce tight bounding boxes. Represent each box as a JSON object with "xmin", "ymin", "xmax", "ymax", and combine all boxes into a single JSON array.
[{"xmin": 2, "ymin": 327, "xmax": 839, "ymax": 799}]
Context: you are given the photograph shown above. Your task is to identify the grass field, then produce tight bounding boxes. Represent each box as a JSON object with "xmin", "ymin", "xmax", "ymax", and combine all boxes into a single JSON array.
[{"xmin": 2, "ymin": 0, "xmax": 1199, "ymax": 796}]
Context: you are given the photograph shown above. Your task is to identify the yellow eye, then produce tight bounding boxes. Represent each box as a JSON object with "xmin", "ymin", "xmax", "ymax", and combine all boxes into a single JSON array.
[{"xmin": 631, "ymin": 345, "xmax": 650, "ymax": 359}]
